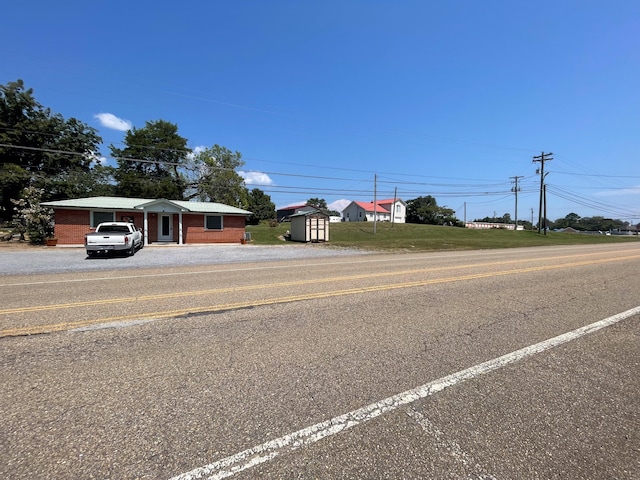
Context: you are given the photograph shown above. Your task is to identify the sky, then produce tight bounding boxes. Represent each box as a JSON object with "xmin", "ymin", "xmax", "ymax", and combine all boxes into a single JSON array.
[{"xmin": 2, "ymin": 1, "xmax": 639, "ymax": 223}]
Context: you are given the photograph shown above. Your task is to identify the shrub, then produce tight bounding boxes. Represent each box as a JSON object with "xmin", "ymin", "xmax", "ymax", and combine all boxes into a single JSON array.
[{"xmin": 11, "ymin": 186, "xmax": 54, "ymax": 244}]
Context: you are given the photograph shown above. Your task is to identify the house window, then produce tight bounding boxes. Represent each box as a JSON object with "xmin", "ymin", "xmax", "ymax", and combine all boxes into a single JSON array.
[
  {"xmin": 91, "ymin": 211, "xmax": 115, "ymax": 227},
  {"xmin": 396, "ymin": 204, "xmax": 401, "ymax": 213},
  {"xmin": 205, "ymin": 215, "xmax": 223, "ymax": 230}
]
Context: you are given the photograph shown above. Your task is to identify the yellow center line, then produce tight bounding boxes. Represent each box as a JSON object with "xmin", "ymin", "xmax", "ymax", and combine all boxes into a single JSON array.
[
  {"xmin": 2, "ymin": 251, "xmax": 639, "ymax": 316},
  {"xmin": 2, "ymin": 253, "xmax": 639, "ymax": 338}
]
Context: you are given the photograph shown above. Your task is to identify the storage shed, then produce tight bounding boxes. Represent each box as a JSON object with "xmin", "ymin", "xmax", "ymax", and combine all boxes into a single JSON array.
[{"xmin": 289, "ymin": 210, "xmax": 329, "ymax": 243}]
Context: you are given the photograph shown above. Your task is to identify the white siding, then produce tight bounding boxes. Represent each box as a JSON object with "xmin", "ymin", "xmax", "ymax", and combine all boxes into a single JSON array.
[
  {"xmin": 342, "ymin": 202, "xmax": 365, "ymax": 222},
  {"xmin": 290, "ymin": 214, "xmax": 329, "ymax": 242}
]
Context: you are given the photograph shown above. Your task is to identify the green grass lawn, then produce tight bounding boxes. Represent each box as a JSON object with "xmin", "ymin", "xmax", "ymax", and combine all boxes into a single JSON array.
[{"xmin": 247, "ymin": 221, "xmax": 639, "ymax": 251}]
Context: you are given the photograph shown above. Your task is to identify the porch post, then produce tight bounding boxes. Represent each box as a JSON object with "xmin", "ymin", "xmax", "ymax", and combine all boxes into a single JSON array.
[
  {"xmin": 178, "ymin": 211, "xmax": 183, "ymax": 245},
  {"xmin": 143, "ymin": 210, "xmax": 149, "ymax": 246}
]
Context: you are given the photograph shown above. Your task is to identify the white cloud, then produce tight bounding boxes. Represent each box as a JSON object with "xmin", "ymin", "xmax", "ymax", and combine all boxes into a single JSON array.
[
  {"xmin": 192, "ymin": 145, "xmax": 207, "ymax": 155},
  {"xmin": 596, "ymin": 185, "xmax": 640, "ymax": 197},
  {"xmin": 240, "ymin": 171, "xmax": 273, "ymax": 186},
  {"xmin": 328, "ymin": 199, "xmax": 351, "ymax": 213},
  {"xmin": 94, "ymin": 113, "xmax": 132, "ymax": 131},
  {"xmin": 84, "ymin": 151, "xmax": 108, "ymax": 165},
  {"xmin": 187, "ymin": 145, "xmax": 207, "ymax": 161}
]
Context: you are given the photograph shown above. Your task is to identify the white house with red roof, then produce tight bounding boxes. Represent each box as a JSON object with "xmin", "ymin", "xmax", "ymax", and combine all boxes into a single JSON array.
[{"xmin": 341, "ymin": 198, "xmax": 406, "ymax": 223}]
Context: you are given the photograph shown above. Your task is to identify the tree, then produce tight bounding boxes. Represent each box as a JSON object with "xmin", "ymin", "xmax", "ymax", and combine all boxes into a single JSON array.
[
  {"xmin": 579, "ymin": 216, "xmax": 624, "ymax": 232},
  {"xmin": 111, "ymin": 120, "xmax": 190, "ymax": 199},
  {"xmin": 246, "ymin": 188, "xmax": 276, "ymax": 225},
  {"xmin": 406, "ymin": 195, "xmax": 461, "ymax": 226},
  {"xmin": 406, "ymin": 196, "xmax": 438, "ymax": 224},
  {"xmin": 11, "ymin": 186, "xmax": 54, "ymax": 244},
  {"xmin": 475, "ymin": 213, "xmax": 511, "ymax": 223},
  {"xmin": 1, "ymin": 79, "xmax": 102, "ymax": 222},
  {"xmin": 188, "ymin": 145, "xmax": 248, "ymax": 207},
  {"xmin": 554, "ymin": 212, "xmax": 581, "ymax": 229},
  {"xmin": 307, "ymin": 197, "xmax": 327, "ymax": 209},
  {"xmin": 53, "ymin": 162, "xmax": 116, "ymax": 198}
]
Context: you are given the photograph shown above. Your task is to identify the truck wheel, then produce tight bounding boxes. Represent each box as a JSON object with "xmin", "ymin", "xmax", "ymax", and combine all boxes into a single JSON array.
[{"xmin": 129, "ymin": 244, "xmax": 136, "ymax": 256}]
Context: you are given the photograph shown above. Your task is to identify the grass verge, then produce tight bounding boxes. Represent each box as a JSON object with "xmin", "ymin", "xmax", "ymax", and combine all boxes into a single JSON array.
[{"xmin": 247, "ymin": 222, "xmax": 639, "ymax": 251}]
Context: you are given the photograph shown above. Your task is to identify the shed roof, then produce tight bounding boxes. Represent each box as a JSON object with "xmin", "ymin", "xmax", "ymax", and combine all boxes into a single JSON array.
[
  {"xmin": 289, "ymin": 208, "xmax": 329, "ymax": 218},
  {"xmin": 42, "ymin": 196, "xmax": 252, "ymax": 216},
  {"xmin": 277, "ymin": 203, "xmax": 310, "ymax": 211}
]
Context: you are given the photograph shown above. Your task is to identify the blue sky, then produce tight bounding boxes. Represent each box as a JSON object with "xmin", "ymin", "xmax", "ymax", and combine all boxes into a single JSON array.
[{"xmin": 2, "ymin": 1, "xmax": 639, "ymax": 223}]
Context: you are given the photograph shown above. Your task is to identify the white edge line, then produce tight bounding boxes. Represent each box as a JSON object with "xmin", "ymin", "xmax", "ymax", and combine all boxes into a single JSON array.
[{"xmin": 169, "ymin": 305, "xmax": 640, "ymax": 480}]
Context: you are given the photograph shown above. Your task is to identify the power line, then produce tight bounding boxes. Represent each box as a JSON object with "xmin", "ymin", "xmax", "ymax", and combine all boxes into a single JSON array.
[
  {"xmin": 547, "ymin": 185, "xmax": 640, "ymax": 218},
  {"xmin": 2, "ymin": 141, "xmax": 638, "ymax": 220}
]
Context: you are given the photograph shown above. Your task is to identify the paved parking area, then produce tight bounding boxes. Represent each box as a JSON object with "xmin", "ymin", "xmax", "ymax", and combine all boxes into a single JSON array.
[{"xmin": 0, "ymin": 243, "xmax": 369, "ymax": 276}]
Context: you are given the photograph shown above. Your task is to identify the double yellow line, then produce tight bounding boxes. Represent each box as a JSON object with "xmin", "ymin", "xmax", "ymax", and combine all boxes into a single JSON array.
[{"xmin": 2, "ymin": 253, "xmax": 638, "ymax": 338}]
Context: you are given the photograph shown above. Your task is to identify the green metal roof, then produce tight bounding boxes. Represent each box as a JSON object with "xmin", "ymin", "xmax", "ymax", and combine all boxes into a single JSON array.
[{"xmin": 42, "ymin": 196, "xmax": 252, "ymax": 216}]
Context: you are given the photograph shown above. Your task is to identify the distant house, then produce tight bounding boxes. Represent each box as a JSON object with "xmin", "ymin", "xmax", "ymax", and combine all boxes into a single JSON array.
[
  {"xmin": 342, "ymin": 198, "xmax": 406, "ymax": 223},
  {"xmin": 465, "ymin": 222, "xmax": 517, "ymax": 230},
  {"xmin": 276, "ymin": 204, "xmax": 317, "ymax": 222},
  {"xmin": 41, "ymin": 196, "xmax": 252, "ymax": 245},
  {"xmin": 557, "ymin": 227, "xmax": 580, "ymax": 234}
]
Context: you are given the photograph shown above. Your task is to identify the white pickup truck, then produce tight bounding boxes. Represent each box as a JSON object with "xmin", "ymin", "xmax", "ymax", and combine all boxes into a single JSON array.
[{"xmin": 85, "ymin": 222, "xmax": 143, "ymax": 257}]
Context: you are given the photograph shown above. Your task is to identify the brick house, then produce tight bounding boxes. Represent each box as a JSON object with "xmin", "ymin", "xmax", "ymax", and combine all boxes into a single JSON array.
[{"xmin": 41, "ymin": 196, "xmax": 252, "ymax": 246}]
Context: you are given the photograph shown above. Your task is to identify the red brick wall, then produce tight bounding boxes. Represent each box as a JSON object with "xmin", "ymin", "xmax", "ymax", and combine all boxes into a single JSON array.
[
  {"xmin": 54, "ymin": 209, "xmax": 91, "ymax": 244},
  {"xmin": 54, "ymin": 209, "xmax": 144, "ymax": 244},
  {"xmin": 183, "ymin": 214, "xmax": 246, "ymax": 243}
]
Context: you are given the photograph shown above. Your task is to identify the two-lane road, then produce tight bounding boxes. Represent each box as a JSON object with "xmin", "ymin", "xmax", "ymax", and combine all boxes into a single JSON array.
[{"xmin": 2, "ymin": 243, "xmax": 639, "ymax": 479}]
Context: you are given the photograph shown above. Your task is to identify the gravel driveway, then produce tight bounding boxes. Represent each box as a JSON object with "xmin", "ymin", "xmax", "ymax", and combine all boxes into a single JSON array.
[{"xmin": 0, "ymin": 243, "xmax": 370, "ymax": 276}]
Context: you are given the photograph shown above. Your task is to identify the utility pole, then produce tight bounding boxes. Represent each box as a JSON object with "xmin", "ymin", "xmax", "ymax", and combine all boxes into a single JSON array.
[
  {"xmin": 533, "ymin": 152, "xmax": 553, "ymax": 233},
  {"xmin": 543, "ymin": 184, "xmax": 548, "ymax": 236},
  {"xmin": 373, "ymin": 174, "xmax": 377, "ymax": 234},
  {"xmin": 391, "ymin": 186, "xmax": 397, "ymax": 227},
  {"xmin": 510, "ymin": 175, "xmax": 523, "ymax": 230},
  {"xmin": 531, "ymin": 208, "xmax": 534, "ymax": 230}
]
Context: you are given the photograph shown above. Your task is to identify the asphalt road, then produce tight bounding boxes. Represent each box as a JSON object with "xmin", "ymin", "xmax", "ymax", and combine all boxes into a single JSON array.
[{"xmin": 1, "ymin": 243, "xmax": 639, "ymax": 479}]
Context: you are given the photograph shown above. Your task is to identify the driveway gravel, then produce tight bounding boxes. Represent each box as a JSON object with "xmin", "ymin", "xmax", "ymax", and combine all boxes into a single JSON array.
[{"xmin": 0, "ymin": 243, "xmax": 370, "ymax": 276}]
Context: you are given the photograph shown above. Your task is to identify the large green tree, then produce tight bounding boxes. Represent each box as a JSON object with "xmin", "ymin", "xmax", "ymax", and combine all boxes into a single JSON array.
[
  {"xmin": 306, "ymin": 197, "xmax": 327, "ymax": 209},
  {"xmin": 246, "ymin": 188, "xmax": 275, "ymax": 224},
  {"xmin": 554, "ymin": 212, "xmax": 581, "ymax": 229},
  {"xmin": 0, "ymin": 79, "xmax": 102, "ymax": 222},
  {"xmin": 111, "ymin": 120, "xmax": 190, "ymax": 199},
  {"xmin": 406, "ymin": 195, "xmax": 459, "ymax": 225},
  {"xmin": 188, "ymin": 145, "xmax": 248, "ymax": 207}
]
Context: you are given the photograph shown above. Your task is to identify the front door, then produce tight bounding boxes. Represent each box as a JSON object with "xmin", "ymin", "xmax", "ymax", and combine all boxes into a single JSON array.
[{"xmin": 158, "ymin": 214, "xmax": 173, "ymax": 242}]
